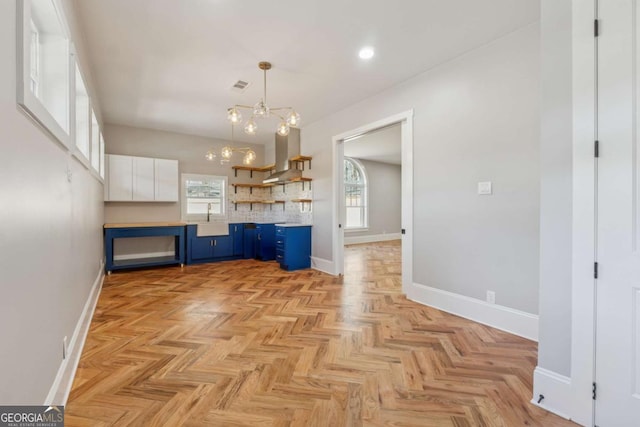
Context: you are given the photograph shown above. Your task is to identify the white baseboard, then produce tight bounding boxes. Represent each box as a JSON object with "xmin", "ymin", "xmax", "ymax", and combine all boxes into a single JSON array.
[
  {"xmin": 407, "ymin": 282, "xmax": 539, "ymax": 341},
  {"xmin": 311, "ymin": 256, "xmax": 335, "ymax": 275},
  {"xmin": 531, "ymin": 367, "xmax": 572, "ymax": 421},
  {"xmin": 45, "ymin": 262, "xmax": 104, "ymax": 405},
  {"xmin": 113, "ymin": 251, "xmax": 174, "ymax": 261},
  {"xmin": 344, "ymin": 233, "xmax": 401, "ymax": 245}
]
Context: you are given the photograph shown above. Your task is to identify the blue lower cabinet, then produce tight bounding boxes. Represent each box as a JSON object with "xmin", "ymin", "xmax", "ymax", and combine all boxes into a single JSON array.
[
  {"xmin": 275, "ymin": 225, "xmax": 312, "ymax": 271},
  {"xmin": 256, "ymin": 223, "xmax": 276, "ymax": 261},
  {"xmin": 186, "ymin": 224, "xmax": 242, "ymax": 264},
  {"xmin": 243, "ymin": 223, "xmax": 257, "ymax": 259},
  {"xmin": 104, "ymin": 224, "xmax": 186, "ymax": 273},
  {"xmin": 214, "ymin": 235, "xmax": 233, "ymax": 257},
  {"xmin": 232, "ymin": 224, "xmax": 244, "ymax": 256},
  {"xmin": 190, "ymin": 235, "xmax": 214, "ymax": 260}
]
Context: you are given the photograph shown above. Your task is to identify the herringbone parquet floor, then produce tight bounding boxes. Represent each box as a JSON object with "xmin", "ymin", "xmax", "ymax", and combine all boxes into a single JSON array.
[{"xmin": 66, "ymin": 241, "xmax": 575, "ymax": 426}]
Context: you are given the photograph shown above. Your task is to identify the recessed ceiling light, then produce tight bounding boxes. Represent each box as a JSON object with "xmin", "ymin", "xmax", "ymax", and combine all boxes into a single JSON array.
[{"xmin": 358, "ymin": 46, "xmax": 375, "ymax": 60}]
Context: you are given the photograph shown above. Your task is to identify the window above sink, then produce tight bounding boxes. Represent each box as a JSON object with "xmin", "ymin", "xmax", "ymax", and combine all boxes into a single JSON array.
[{"xmin": 181, "ymin": 173, "xmax": 227, "ymax": 222}]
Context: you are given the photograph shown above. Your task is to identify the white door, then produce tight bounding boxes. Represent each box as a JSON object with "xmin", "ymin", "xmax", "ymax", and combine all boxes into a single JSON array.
[{"xmin": 596, "ymin": 1, "xmax": 640, "ymax": 425}]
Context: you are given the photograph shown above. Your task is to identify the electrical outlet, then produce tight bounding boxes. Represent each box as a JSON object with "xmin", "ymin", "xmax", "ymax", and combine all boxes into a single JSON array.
[
  {"xmin": 486, "ymin": 291, "xmax": 496, "ymax": 304},
  {"xmin": 63, "ymin": 336, "xmax": 68, "ymax": 360}
]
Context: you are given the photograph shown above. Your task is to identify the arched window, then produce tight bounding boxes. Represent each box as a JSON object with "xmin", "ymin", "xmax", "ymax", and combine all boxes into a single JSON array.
[{"xmin": 344, "ymin": 157, "xmax": 367, "ymax": 229}]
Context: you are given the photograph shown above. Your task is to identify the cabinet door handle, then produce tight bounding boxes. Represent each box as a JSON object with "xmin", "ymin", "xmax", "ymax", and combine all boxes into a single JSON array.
[
  {"xmin": 210, "ymin": 240, "xmax": 213, "ymax": 247},
  {"xmin": 234, "ymin": 226, "xmax": 237, "ymax": 232},
  {"xmin": 214, "ymin": 240, "xmax": 217, "ymax": 246}
]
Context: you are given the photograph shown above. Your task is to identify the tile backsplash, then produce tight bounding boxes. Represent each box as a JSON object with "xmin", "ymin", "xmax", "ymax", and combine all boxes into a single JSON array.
[{"xmin": 227, "ymin": 183, "xmax": 312, "ymax": 224}]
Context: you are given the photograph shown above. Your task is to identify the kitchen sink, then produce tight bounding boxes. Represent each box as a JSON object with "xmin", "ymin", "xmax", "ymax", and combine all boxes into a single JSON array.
[{"xmin": 196, "ymin": 222, "xmax": 229, "ymax": 237}]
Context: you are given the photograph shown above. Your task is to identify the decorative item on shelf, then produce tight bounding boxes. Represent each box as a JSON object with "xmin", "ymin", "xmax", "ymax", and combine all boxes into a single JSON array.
[
  {"xmin": 206, "ymin": 124, "xmax": 256, "ymax": 165},
  {"xmin": 227, "ymin": 61, "xmax": 300, "ymax": 137}
]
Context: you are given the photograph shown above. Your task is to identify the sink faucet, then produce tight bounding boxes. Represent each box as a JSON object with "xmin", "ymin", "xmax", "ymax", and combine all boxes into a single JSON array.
[{"xmin": 207, "ymin": 203, "xmax": 212, "ymax": 222}]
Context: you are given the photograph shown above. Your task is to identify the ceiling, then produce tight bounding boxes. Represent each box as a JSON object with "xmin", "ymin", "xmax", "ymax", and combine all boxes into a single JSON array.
[
  {"xmin": 344, "ymin": 124, "xmax": 401, "ymax": 165},
  {"xmin": 72, "ymin": 0, "xmax": 539, "ymax": 145}
]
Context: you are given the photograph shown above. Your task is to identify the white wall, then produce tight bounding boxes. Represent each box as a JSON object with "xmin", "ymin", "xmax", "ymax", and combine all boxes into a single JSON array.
[
  {"xmin": 345, "ymin": 159, "xmax": 401, "ymax": 241},
  {"xmin": 538, "ymin": 0, "xmax": 572, "ymax": 377},
  {"xmin": 0, "ymin": 0, "xmax": 104, "ymax": 404},
  {"xmin": 304, "ymin": 24, "xmax": 540, "ymax": 314}
]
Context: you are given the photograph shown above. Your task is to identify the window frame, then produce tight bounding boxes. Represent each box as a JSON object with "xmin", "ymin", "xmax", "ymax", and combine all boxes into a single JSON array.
[
  {"xmin": 181, "ymin": 173, "xmax": 228, "ymax": 222},
  {"xmin": 29, "ymin": 20, "xmax": 40, "ymax": 96},
  {"xmin": 344, "ymin": 157, "xmax": 368, "ymax": 231},
  {"xmin": 17, "ymin": 0, "xmax": 74, "ymax": 150},
  {"xmin": 74, "ymin": 62, "xmax": 90, "ymax": 164},
  {"xmin": 90, "ymin": 108, "xmax": 100, "ymax": 173}
]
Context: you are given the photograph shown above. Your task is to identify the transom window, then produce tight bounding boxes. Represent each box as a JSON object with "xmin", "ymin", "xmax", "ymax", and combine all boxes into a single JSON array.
[
  {"xmin": 181, "ymin": 174, "xmax": 227, "ymax": 221},
  {"xmin": 28, "ymin": 0, "xmax": 70, "ymax": 133},
  {"xmin": 29, "ymin": 21, "xmax": 39, "ymax": 96},
  {"xmin": 344, "ymin": 157, "xmax": 367, "ymax": 229}
]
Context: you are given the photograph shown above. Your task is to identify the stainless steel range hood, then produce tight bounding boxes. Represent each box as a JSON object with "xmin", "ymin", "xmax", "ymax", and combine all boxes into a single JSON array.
[{"xmin": 263, "ymin": 127, "xmax": 302, "ymax": 183}]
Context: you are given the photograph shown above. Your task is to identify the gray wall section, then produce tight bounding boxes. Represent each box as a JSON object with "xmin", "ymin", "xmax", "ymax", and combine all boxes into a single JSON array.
[
  {"xmin": 537, "ymin": 0, "xmax": 572, "ymax": 376},
  {"xmin": 104, "ymin": 124, "xmax": 266, "ymax": 223},
  {"xmin": 345, "ymin": 159, "xmax": 401, "ymax": 239},
  {"xmin": 304, "ymin": 24, "xmax": 540, "ymax": 314},
  {"xmin": 0, "ymin": 1, "xmax": 104, "ymax": 403}
]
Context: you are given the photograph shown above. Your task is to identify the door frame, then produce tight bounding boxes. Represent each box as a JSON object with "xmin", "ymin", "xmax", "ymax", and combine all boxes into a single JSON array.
[
  {"xmin": 570, "ymin": 0, "xmax": 597, "ymax": 425},
  {"xmin": 331, "ymin": 110, "xmax": 414, "ymax": 294}
]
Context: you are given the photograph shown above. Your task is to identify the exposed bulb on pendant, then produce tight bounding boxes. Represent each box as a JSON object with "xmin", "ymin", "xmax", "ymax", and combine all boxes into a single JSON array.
[
  {"xmin": 253, "ymin": 100, "xmax": 269, "ymax": 118},
  {"xmin": 221, "ymin": 146, "xmax": 233, "ymax": 160},
  {"xmin": 227, "ymin": 107, "xmax": 242, "ymax": 124},
  {"xmin": 205, "ymin": 151, "xmax": 216, "ymax": 161},
  {"xmin": 286, "ymin": 110, "xmax": 300, "ymax": 127},
  {"xmin": 244, "ymin": 149, "xmax": 256, "ymax": 163},
  {"xmin": 277, "ymin": 121, "xmax": 290, "ymax": 136},
  {"xmin": 244, "ymin": 118, "xmax": 258, "ymax": 135}
]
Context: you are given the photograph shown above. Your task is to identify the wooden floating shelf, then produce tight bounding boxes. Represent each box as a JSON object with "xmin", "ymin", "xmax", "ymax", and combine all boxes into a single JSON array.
[
  {"xmin": 289, "ymin": 155, "xmax": 312, "ymax": 170},
  {"xmin": 231, "ymin": 164, "xmax": 275, "ymax": 172},
  {"xmin": 232, "ymin": 200, "xmax": 285, "ymax": 211},
  {"xmin": 231, "ymin": 164, "xmax": 276, "ymax": 177},
  {"xmin": 231, "ymin": 183, "xmax": 274, "ymax": 194},
  {"xmin": 233, "ymin": 200, "xmax": 284, "ymax": 204},
  {"xmin": 285, "ymin": 176, "xmax": 312, "ymax": 191},
  {"xmin": 232, "ymin": 183, "xmax": 274, "ymax": 187},
  {"xmin": 289, "ymin": 155, "xmax": 312, "ymax": 162},
  {"xmin": 291, "ymin": 199, "xmax": 312, "ymax": 203}
]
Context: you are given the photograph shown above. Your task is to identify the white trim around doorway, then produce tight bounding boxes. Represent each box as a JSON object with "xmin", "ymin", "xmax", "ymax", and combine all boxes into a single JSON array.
[{"xmin": 331, "ymin": 110, "xmax": 414, "ymax": 293}]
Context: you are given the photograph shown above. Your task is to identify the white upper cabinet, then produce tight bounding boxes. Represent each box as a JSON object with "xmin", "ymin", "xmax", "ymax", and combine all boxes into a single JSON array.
[
  {"xmin": 154, "ymin": 158, "xmax": 179, "ymax": 202},
  {"xmin": 105, "ymin": 154, "xmax": 179, "ymax": 202},
  {"xmin": 106, "ymin": 154, "xmax": 133, "ymax": 201},
  {"xmin": 132, "ymin": 157, "xmax": 154, "ymax": 201}
]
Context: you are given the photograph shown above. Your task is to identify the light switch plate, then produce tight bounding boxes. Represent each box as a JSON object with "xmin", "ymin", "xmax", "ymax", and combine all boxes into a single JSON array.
[{"xmin": 478, "ymin": 181, "xmax": 492, "ymax": 195}]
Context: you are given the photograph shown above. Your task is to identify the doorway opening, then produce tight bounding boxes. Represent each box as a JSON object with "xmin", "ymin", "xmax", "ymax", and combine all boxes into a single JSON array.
[
  {"xmin": 332, "ymin": 110, "xmax": 413, "ymax": 294},
  {"xmin": 342, "ymin": 125, "xmax": 403, "ymax": 285}
]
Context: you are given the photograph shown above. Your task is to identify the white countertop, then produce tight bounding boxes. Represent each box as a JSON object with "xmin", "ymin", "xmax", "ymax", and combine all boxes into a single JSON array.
[{"xmin": 275, "ymin": 223, "xmax": 312, "ymax": 228}]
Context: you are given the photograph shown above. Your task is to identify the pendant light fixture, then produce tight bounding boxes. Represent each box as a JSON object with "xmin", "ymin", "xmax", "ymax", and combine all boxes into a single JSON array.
[
  {"xmin": 227, "ymin": 61, "xmax": 300, "ymax": 137},
  {"xmin": 209, "ymin": 123, "xmax": 256, "ymax": 165}
]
